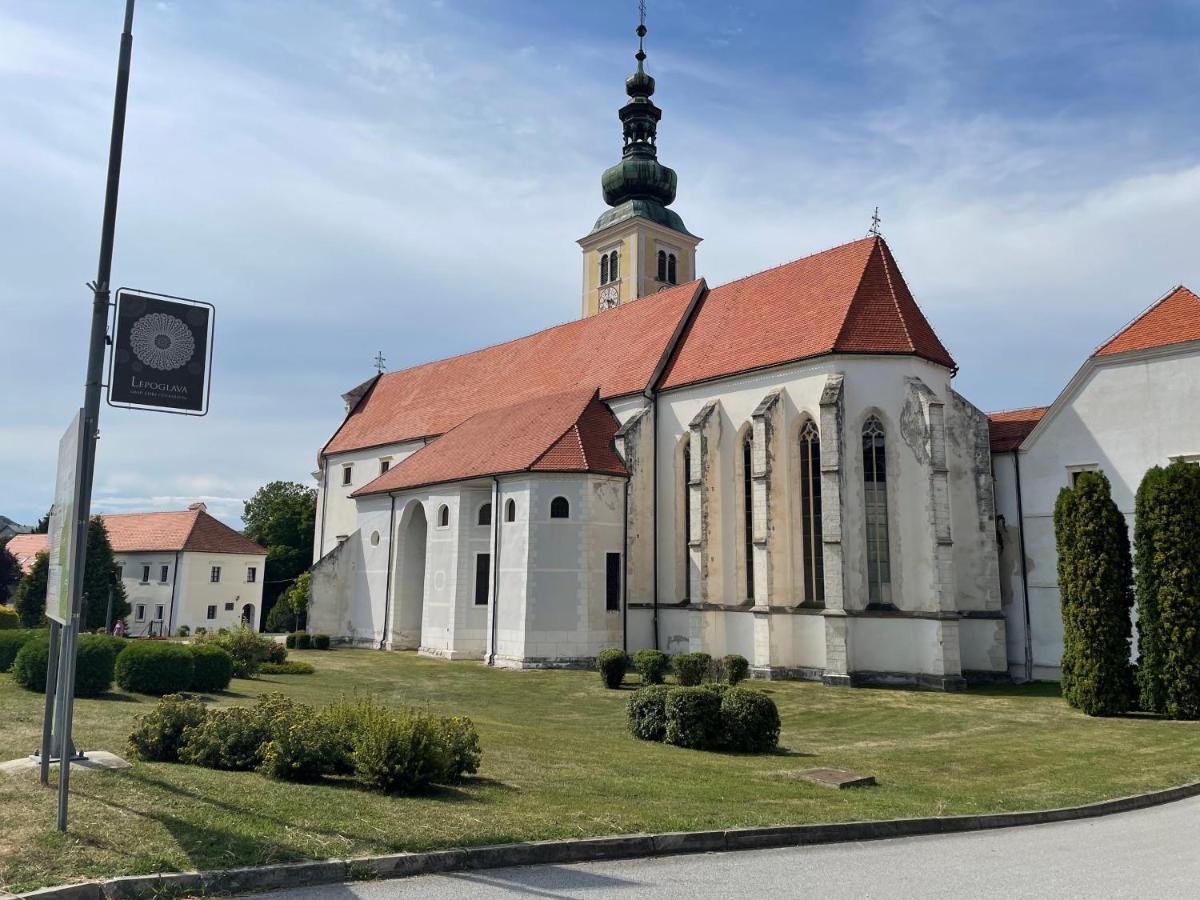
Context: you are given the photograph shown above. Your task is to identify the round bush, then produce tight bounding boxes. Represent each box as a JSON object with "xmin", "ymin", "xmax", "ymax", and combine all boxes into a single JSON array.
[
  {"xmin": 176, "ymin": 625, "xmax": 190, "ymax": 638},
  {"xmin": 11, "ymin": 634, "xmax": 115, "ymax": 697},
  {"xmin": 296, "ymin": 632, "xmax": 312, "ymax": 650},
  {"xmin": 259, "ymin": 702, "xmax": 338, "ymax": 782},
  {"xmin": 265, "ymin": 641, "xmax": 288, "ymax": 664},
  {"xmin": 664, "ymin": 686, "xmax": 723, "ymax": 749},
  {"xmin": 0, "ymin": 629, "xmax": 39, "ymax": 672},
  {"xmin": 12, "ymin": 637, "xmax": 50, "ymax": 692},
  {"xmin": 0, "ymin": 605, "xmax": 19, "ymax": 630},
  {"xmin": 597, "ymin": 648, "xmax": 627, "ymax": 689},
  {"xmin": 312, "ymin": 633, "xmax": 331, "ymax": 650},
  {"xmin": 284, "ymin": 632, "xmax": 297, "ymax": 650},
  {"xmin": 128, "ymin": 694, "xmax": 209, "ymax": 761},
  {"xmin": 189, "ymin": 644, "xmax": 234, "ymax": 692},
  {"xmin": 116, "ymin": 641, "xmax": 195, "ymax": 695},
  {"xmin": 628, "ymin": 685, "xmax": 670, "ymax": 741},
  {"xmin": 672, "ymin": 652, "xmax": 712, "ymax": 686},
  {"xmin": 632, "ymin": 649, "xmax": 670, "ymax": 685},
  {"xmin": 721, "ymin": 654, "xmax": 750, "ymax": 686},
  {"xmin": 719, "ymin": 687, "xmax": 780, "ymax": 752}
]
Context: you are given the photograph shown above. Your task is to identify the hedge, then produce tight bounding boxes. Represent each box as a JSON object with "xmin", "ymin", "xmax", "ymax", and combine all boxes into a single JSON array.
[
  {"xmin": 128, "ymin": 694, "xmax": 209, "ymax": 762},
  {"xmin": 11, "ymin": 634, "xmax": 117, "ymax": 697},
  {"xmin": 311, "ymin": 633, "xmax": 331, "ymax": 650},
  {"xmin": 189, "ymin": 644, "xmax": 234, "ymax": 692},
  {"xmin": 632, "ymin": 649, "xmax": 669, "ymax": 685},
  {"xmin": 0, "ymin": 605, "xmax": 19, "ymax": 630},
  {"xmin": 664, "ymin": 686, "xmax": 723, "ymax": 749},
  {"xmin": 597, "ymin": 648, "xmax": 627, "ymax": 689},
  {"xmin": 628, "ymin": 685, "xmax": 670, "ymax": 741},
  {"xmin": 179, "ymin": 706, "xmax": 268, "ymax": 771},
  {"xmin": 720, "ymin": 687, "xmax": 780, "ymax": 752},
  {"xmin": 629, "ymin": 684, "xmax": 780, "ymax": 752},
  {"xmin": 261, "ymin": 660, "xmax": 315, "ymax": 675},
  {"xmin": 672, "ymin": 652, "xmax": 711, "ymax": 686},
  {"xmin": 0, "ymin": 629, "xmax": 39, "ymax": 672},
  {"xmin": 116, "ymin": 641, "xmax": 195, "ymax": 695},
  {"xmin": 1054, "ymin": 471, "xmax": 1134, "ymax": 716}
]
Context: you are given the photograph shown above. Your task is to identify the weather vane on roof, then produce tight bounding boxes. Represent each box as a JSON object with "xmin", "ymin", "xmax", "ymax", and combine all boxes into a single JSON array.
[
  {"xmin": 868, "ymin": 206, "xmax": 882, "ymax": 237},
  {"xmin": 373, "ymin": 350, "xmax": 387, "ymax": 374}
]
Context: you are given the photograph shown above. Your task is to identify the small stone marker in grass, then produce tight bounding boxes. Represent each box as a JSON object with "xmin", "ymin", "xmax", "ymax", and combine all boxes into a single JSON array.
[{"xmin": 793, "ymin": 767, "xmax": 877, "ymax": 789}]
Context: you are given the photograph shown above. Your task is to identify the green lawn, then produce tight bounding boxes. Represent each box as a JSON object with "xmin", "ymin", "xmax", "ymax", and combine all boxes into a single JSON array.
[{"xmin": 3, "ymin": 650, "xmax": 1200, "ymax": 893}]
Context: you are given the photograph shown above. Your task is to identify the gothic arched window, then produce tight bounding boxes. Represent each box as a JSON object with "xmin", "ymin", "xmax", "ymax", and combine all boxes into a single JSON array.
[
  {"xmin": 600, "ymin": 253, "xmax": 609, "ymax": 285},
  {"xmin": 742, "ymin": 432, "xmax": 755, "ymax": 601},
  {"xmin": 862, "ymin": 416, "xmax": 892, "ymax": 606},
  {"xmin": 610, "ymin": 250, "xmax": 620, "ymax": 280},
  {"xmin": 798, "ymin": 419, "xmax": 824, "ymax": 606},
  {"xmin": 505, "ymin": 498, "xmax": 516, "ymax": 522},
  {"xmin": 657, "ymin": 250, "xmax": 667, "ymax": 282},
  {"xmin": 478, "ymin": 503, "xmax": 492, "ymax": 526},
  {"xmin": 437, "ymin": 504, "xmax": 450, "ymax": 528},
  {"xmin": 667, "ymin": 253, "xmax": 678, "ymax": 285},
  {"xmin": 550, "ymin": 496, "xmax": 570, "ymax": 519}
]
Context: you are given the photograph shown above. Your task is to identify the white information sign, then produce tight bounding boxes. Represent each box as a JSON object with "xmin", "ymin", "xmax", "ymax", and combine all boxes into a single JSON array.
[{"xmin": 46, "ymin": 411, "xmax": 85, "ymax": 625}]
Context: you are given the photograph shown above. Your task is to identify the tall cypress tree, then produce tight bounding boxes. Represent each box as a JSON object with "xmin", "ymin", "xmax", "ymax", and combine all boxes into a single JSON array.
[
  {"xmin": 81, "ymin": 517, "xmax": 129, "ymax": 631},
  {"xmin": 1136, "ymin": 462, "xmax": 1200, "ymax": 719},
  {"xmin": 1054, "ymin": 470, "xmax": 1134, "ymax": 716}
]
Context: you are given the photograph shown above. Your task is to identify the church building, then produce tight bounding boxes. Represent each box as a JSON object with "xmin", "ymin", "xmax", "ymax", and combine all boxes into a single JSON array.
[{"xmin": 308, "ymin": 18, "xmax": 1200, "ymax": 688}]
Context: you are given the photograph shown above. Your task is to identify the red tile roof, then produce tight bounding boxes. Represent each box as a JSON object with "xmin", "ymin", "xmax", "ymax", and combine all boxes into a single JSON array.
[
  {"xmin": 7, "ymin": 533, "xmax": 48, "ymax": 574},
  {"xmin": 1093, "ymin": 286, "xmax": 1200, "ymax": 357},
  {"xmin": 986, "ymin": 407, "xmax": 1049, "ymax": 453},
  {"xmin": 323, "ymin": 280, "xmax": 704, "ymax": 456},
  {"xmin": 659, "ymin": 236, "xmax": 955, "ymax": 389},
  {"xmin": 353, "ymin": 389, "xmax": 627, "ymax": 495}
]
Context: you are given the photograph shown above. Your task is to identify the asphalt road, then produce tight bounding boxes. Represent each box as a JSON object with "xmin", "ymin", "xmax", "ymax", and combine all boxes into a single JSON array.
[{"xmin": 241, "ymin": 795, "xmax": 1200, "ymax": 899}]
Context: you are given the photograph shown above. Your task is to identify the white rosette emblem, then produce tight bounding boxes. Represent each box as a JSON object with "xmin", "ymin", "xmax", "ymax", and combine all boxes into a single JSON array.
[{"xmin": 128, "ymin": 312, "xmax": 196, "ymax": 371}]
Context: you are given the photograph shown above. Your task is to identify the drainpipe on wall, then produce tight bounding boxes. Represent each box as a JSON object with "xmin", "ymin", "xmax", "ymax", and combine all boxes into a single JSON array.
[
  {"xmin": 1013, "ymin": 452, "xmax": 1034, "ymax": 682},
  {"xmin": 621, "ymin": 477, "xmax": 629, "ymax": 655},
  {"xmin": 379, "ymin": 492, "xmax": 398, "ymax": 650},
  {"xmin": 316, "ymin": 461, "xmax": 330, "ymax": 561},
  {"xmin": 645, "ymin": 387, "xmax": 660, "ymax": 651},
  {"xmin": 488, "ymin": 476, "xmax": 502, "ymax": 666}
]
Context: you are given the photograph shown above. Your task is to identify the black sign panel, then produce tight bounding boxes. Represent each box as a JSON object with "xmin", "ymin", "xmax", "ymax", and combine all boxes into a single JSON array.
[{"xmin": 108, "ymin": 290, "xmax": 214, "ymax": 414}]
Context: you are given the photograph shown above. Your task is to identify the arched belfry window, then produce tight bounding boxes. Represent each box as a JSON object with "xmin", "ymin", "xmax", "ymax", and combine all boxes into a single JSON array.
[
  {"xmin": 600, "ymin": 254, "xmax": 609, "ymax": 285},
  {"xmin": 478, "ymin": 503, "xmax": 492, "ymax": 526},
  {"xmin": 657, "ymin": 250, "xmax": 667, "ymax": 282},
  {"xmin": 437, "ymin": 504, "xmax": 450, "ymax": 528},
  {"xmin": 798, "ymin": 420, "xmax": 824, "ymax": 606},
  {"xmin": 667, "ymin": 253, "xmax": 678, "ymax": 285},
  {"xmin": 505, "ymin": 498, "xmax": 516, "ymax": 522},
  {"xmin": 742, "ymin": 432, "xmax": 755, "ymax": 601},
  {"xmin": 550, "ymin": 496, "xmax": 570, "ymax": 519},
  {"xmin": 862, "ymin": 416, "xmax": 892, "ymax": 606},
  {"xmin": 609, "ymin": 250, "xmax": 620, "ymax": 280}
]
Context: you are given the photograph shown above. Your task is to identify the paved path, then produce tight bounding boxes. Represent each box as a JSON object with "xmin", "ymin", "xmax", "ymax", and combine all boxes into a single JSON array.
[{"xmin": 241, "ymin": 795, "xmax": 1200, "ymax": 899}]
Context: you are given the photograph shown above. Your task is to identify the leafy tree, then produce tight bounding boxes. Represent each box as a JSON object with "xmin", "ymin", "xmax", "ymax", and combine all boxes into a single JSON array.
[
  {"xmin": 266, "ymin": 571, "xmax": 310, "ymax": 633},
  {"xmin": 32, "ymin": 511, "xmax": 50, "ymax": 534},
  {"xmin": 0, "ymin": 538, "xmax": 20, "ymax": 605},
  {"xmin": 243, "ymin": 482, "xmax": 316, "ymax": 584},
  {"xmin": 13, "ymin": 551, "xmax": 48, "ymax": 628},
  {"xmin": 1054, "ymin": 471, "xmax": 1134, "ymax": 716},
  {"xmin": 1134, "ymin": 462, "xmax": 1200, "ymax": 719}
]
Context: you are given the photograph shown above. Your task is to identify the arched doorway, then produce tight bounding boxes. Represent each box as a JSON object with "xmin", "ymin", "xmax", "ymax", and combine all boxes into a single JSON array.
[
  {"xmin": 241, "ymin": 603, "xmax": 255, "ymax": 628},
  {"xmin": 391, "ymin": 501, "xmax": 427, "ymax": 650}
]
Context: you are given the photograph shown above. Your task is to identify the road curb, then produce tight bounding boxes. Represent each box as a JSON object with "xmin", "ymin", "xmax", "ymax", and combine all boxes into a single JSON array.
[{"xmin": 19, "ymin": 779, "xmax": 1200, "ymax": 899}]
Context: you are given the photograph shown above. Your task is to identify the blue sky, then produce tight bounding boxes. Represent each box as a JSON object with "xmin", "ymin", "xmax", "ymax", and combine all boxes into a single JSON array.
[{"xmin": 3, "ymin": 0, "xmax": 1200, "ymax": 527}]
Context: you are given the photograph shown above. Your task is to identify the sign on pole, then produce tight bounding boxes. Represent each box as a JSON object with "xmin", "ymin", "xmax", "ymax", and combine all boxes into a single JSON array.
[
  {"xmin": 108, "ymin": 289, "xmax": 214, "ymax": 415},
  {"xmin": 46, "ymin": 411, "xmax": 86, "ymax": 625}
]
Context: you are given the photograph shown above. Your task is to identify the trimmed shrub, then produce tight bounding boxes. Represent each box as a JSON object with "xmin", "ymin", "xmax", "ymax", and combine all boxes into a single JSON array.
[
  {"xmin": 179, "ymin": 706, "xmax": 268, "ymax": 770},
  {"xmin": 197, "ymin": 625, "xmax": 276, "ymax": 678},
  {"xmin": 672, "ymin": 652, "xmax": 712, "ymax": 687},
  {"xmin": 0, "ymin": 605, "xmax": 19, "ymax": 630},
  {"xmin": 719, "ymin": 654, "xmax": 750, "ymax": 686},
  {"xmin": 127, "ymin": 694, "xmax": 209, "ymax": 761},
  {"xmin": 116, "ymin": 641, "xmax": 195, "ymax": 695},
  {"xmin": 12, "ymin": 637, "xmax": 51, "ymax": 692},
  {"xmin": 628, "ymin": 685, "xmax": 670, "ymax": 742},
  {"xmin": 189, "ymin": 644, "xmax": 234, "ymax": 692},
  {"xmin": 265, "ymin": 641, "xmax": 288, "ymax": 664},
  {"xmin": 632, "ymin": 649, "xmax": 670, "ymax": 685},
  {"xmin": 597, "ymin": 648, "xmax": 627, "ymax": 689},
  {"xmin": 1134, "ymin": 462, "xmax": 1200, "ymax": 719},
  {"xmin": 258, "ymin": 701, "xmax": 339, "ymax": 782},
  {"xmin": 312, "ymin": 633, "xmax": 331, "ymax": 650},
  {"xmin": 11, "ymin": 634, "xmax": 116, "ymax": 697},
  {"xmin": 1054, "ymin": 471, "xmax": 1134, "ymax": 716},
  {"xmin": 719, "ymin": 687, "xmax": 780, "ymax": 752},
  {"xmin": 261, "ymin": 660, "xmax": 315, "ymax": 675},
  {"xmin": 295, "ymin": 632, "xmax": 312, "ymax": 650},
  {"xmin": 284, "ymin": 632, "xmax": 297, "ymax": 650},
  {"xmin": 0, "ymin": 629, "xmax": 39, "ymax": 672},
  {"xmin": 350, "ymin": 705, "xmax": 452, "ymax": 794},
  {"xmin": 195, "ymin": 627, "xmax": 207, "ymax": 636},
  {"xmin": 176, "ymin": 625, "xmax": 190, "ymax": 638},
  {"xmin": 664, "ymin": 686, "xmax": 722, "ymax": 749},
  {"xmin": 434, "ymin": 715, "xmax": 482, "ymax": 783}
]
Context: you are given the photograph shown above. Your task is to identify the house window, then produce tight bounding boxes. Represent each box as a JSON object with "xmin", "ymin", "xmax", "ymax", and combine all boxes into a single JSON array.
[
  {"xmin": 863, "ymin": 416, "xmax": 892, "ymax": 607},
  {"xmin": 550, "ymin": 496, "xmax": 570, "ymax": 519},
  {"xmin": 342, "ymin": 465, "xmax": 353, "ymax": 486},
  {"xmin": 224, "ymin": 602, "xmax": 234, "ymax": 611},
  {"xmin": 159, "ymin": 565, "xmax": 169, "ymax": 584},
  {"xmin": 116, "ymin": 564, "xmax": 124, "ymax": 580},
  {"xmin": 799, "ymin": 420, "xmax": 825, "ymax": 607},
  {"xmin": 210, "ymin": 566, "xmax": 221, "ymax": 583},
  {"xmin": 140, "ymin": 564, "xmax": 150, "ymax": 584},
  {"xmin": 474, "ymin": 553, "xmax": 491, "ymax": 605},
  {"xmin": 682, "ymin": 440, "xmax": 692, "ymax": 601},
  {"xmin": 478, "ymin": 503, "xmax": 492, "ymax": 526},
  {"xmin": 1068, "ymin": 464, "xmax": 1100, "ymax": 487},
  {"xmin": 380, "ymin": 458, "xmax": 391, "ymax": 475},
  {"xmin": 667, "ymin": 253, "xmax": 677, "ymax": 285},
  {"xmin": 742, "ymin": 433, "xmax": 755, "ymax": 601},
  {"xmin": 437, "ymin": 505, "xmax": 450, "ymax": 527},
  {"xmin": 135, "ymin": 604, "xmax": 145, "ymax": 622},
  {"xmin": 657, "ymin": 250, "xmax": 667, "ymax": 282},
  {"xmin": 207, "ymin": 605, "xmax": 217, "ymax": 620},
  {"xmin": 1170, "ymin": 454, "xmax": 1200, "ymax": 466},
  {"xmin": 606, "ymin": 552, "xmax": 621, "ymax": 612},
  {"xmin": 246, "ymin": 566, "xmax": 257, "ymax": 583},
  {"xmin": 600, "ymin": 253, "xmax": 609, "ymax": 285},
  {"xmin": 154, "ymin": 604, "xmax": 164, "ymax": 621},
  {"xmin": 505, "ymin": 498, "xmax": 516, "ymax": 522}
]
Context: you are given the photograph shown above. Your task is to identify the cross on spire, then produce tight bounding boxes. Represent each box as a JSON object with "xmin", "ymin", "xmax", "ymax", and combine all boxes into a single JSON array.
[
  {"xmin": 373, "ymin": 350, "xmax": 387, "ymax": 374},
  {"xmin": 868, "ymin": 206, "xmax": 882, "ymax": 237}
]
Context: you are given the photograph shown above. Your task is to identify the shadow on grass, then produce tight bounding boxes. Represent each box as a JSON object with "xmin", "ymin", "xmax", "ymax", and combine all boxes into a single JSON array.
[{"xmin": 970, "ymin": 682, "xmax": 1062, "ymax": 699}]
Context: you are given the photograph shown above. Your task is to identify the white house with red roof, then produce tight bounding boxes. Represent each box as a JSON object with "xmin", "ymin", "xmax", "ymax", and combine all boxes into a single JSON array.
[
  {"xmin": 990, "ymin": 286, "xmax": 1200, "ymax": 680},
  {"xmin": 307, "ymin": 21, "xmax": 1008, "ymax": 689},
  {"xmin": 9, "ymin": 503, "xmax": 267, "ymax": 636}
]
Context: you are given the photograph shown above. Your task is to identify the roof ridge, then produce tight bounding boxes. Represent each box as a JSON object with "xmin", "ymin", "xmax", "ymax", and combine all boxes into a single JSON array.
[
  {"xmin": 876, "ymin": 239, "xmax": 916, "ymax": 352},
  {"xmin": 528, "ymin": 393, "xmax": 595, "ymax": 471},
  {"xmin": 987, "ymin": 404, "xmax": 1051, "ymax": 417},
  {"xmin": 832, "ymin": 237, "xmax": 885, "ymax": 350},
  {"xmin": 1091, "ymin": 284, "xmax": 1195, "ymax": 357},
  {"xmin": 706, "ymin": 235, "xmax": 878, "ymax": 294}
]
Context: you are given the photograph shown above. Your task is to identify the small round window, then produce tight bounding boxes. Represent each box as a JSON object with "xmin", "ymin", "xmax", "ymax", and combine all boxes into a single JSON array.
[{"xmin": 370, "ymin": 530, "xmax": 381, "ymax": 546}]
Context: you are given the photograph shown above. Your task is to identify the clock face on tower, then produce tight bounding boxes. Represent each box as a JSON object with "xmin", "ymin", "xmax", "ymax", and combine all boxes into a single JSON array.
[{"xmin": 598, "ymin": 285, "xmax": 619, "ymax": 310}]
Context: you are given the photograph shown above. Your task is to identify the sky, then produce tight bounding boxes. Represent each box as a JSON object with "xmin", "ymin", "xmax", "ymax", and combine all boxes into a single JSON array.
[{"xmin": 3, "ymin": 0, "xmax": 1200, "ymax": 528}]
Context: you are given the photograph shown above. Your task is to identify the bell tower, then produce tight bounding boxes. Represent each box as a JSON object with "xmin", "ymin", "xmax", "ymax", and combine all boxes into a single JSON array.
[{"xmin": 579, "ymin": 6, "xmax": 701, "ymax": 318}]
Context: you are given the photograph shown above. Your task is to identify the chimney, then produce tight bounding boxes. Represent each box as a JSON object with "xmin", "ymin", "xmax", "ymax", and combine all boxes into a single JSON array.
[{"xmin": 188, "ymin": 502, "xmax": 207, "ymax": 512}]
